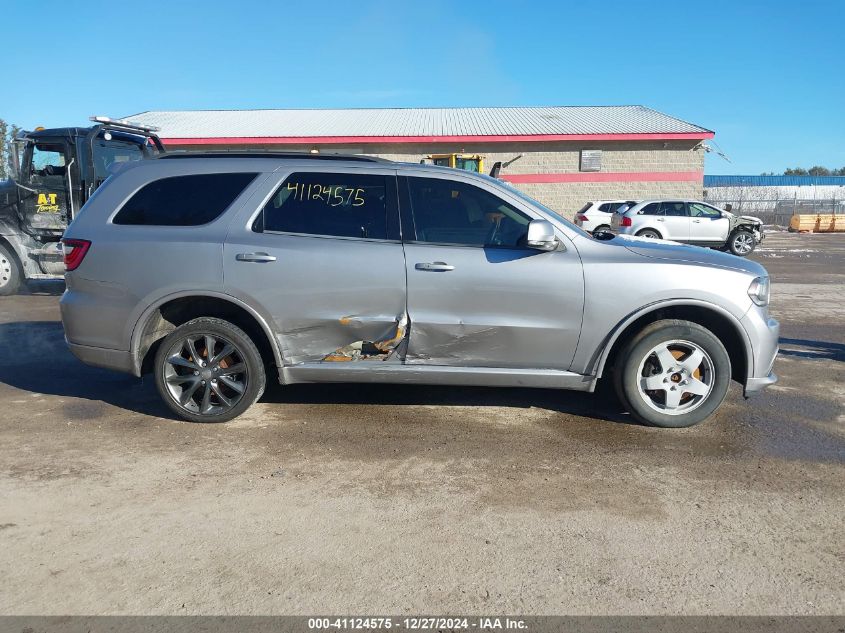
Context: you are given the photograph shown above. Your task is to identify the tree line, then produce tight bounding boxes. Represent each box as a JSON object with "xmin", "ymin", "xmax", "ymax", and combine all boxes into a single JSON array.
[
  {"xmin": 0, "ymin": 118, "xmax": 23, "ymax": 180},
  {"xmin": 761, "ymin": 166, "xmax": 845, "ymax": 176}
]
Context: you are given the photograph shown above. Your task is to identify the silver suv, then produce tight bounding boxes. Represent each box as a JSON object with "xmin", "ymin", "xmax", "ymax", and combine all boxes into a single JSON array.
[{"xmin": 60, "ymin": 154, "xmax": 779, "ymax": 428}]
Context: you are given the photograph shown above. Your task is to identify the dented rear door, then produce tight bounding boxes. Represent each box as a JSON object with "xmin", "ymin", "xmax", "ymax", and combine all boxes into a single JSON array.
[
  {"xmin": 400, "ymin": 174, "xmax": 584, "ymax": 370},
  {"xmin": 223, "ymin": 167, "xmax": 407, "ymax": 365}
]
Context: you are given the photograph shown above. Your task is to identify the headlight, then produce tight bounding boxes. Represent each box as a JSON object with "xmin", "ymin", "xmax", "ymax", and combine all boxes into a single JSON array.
[{"xmin": 748, "ymin": 276, "xmax": 770, "ymax": 306}]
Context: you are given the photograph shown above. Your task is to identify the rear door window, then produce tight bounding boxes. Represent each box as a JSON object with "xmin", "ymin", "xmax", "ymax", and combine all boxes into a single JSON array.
[
  {"xmin": 114, "ymin": 173, "xmax": 257, "ymax": 225},
  {"xmin": 639, "ymin": 203, "xmax": 663, "ymax": 216},
  {"xmin": 661, "ymin": 202, "xmax": 689, "ymax": 217},
  {"xmin": 256, "ymin": 172, "xmax": 390, "ymax": 240}
]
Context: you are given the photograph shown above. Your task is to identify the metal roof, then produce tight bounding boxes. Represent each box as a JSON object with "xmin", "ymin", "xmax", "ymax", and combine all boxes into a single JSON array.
[
  {"xmin": 123, "ymin": 106, "xmax": 712, "ymax": 141},
  {"xmin": 705, "ymin": 175, "xmax": 845, "ymax": 187}
]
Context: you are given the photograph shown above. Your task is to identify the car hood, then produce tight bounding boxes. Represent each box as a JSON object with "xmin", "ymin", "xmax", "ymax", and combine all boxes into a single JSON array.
[
  {"xmin": 612, "ymin": 234, "xmax": 767, "ymax": 276},
  {"xmin": 737, "ymin": 214, "xmax": 763, "ymax": 224}
]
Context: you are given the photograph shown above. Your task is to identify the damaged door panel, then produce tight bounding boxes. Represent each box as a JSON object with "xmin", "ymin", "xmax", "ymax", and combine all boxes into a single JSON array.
[{"xmin": 222, "ymin": 169, "xmax": 407, "ymax": 366}]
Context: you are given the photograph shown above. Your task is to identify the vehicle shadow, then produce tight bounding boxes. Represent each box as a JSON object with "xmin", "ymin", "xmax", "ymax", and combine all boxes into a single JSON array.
[
  {"xmin": 779, "ymin": 337, "xmax": 845, "ymax": 362},
  {"xmin": 0, "ymin": 320, "xmax": 635, "ymax": 425},
  {"xmin": 20, "ymin": 280, "xmax": 66, "ymax": 296}
]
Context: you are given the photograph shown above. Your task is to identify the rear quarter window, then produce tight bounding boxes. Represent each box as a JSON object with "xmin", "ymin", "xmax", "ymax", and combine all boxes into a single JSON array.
[{"xmin": 113, "ymin": 173, "xmax": 257, "ymax": 226}]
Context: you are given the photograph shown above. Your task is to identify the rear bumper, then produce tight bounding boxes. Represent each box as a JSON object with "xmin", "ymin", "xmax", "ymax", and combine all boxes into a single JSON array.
[{"xmin": 66, "ymin": 340, "xmax": 135, "ymax": 375}]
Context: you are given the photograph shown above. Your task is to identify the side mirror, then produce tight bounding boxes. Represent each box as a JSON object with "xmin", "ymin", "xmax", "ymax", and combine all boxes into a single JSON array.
[{"xmin": 525, "ymin": 219, "xmax": 559, "ymax": 251}]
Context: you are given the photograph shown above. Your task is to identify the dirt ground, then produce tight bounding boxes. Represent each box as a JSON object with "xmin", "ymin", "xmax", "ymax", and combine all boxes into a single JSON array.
[{"xmin": 0, "ymin": 232, "xmax": 842, "ymax": 615}]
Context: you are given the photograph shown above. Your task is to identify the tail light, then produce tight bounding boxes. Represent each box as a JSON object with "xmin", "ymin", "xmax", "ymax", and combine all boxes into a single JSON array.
[
  {"xmin": 62, "ymin": 239, "xmax": 91, "ymax": 271},
  {"xmin": 620, "ymin": 216, "xmax": 632, "ymax": 227},
  {"xmin": 575, "ymin": 214, "xmax": 588, "ymax": 222}
]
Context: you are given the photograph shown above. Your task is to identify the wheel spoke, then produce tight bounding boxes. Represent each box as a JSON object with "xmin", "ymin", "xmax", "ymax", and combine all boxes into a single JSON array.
[
  {"xmin": 204, "ymin": 335, "xmax": 217, "ymax": 360},
  {"xmin": 218, "ymin": 362, "xmax": 246, "ymax": 377},
  {"xmin": 680, "ymin": 349, "xmax": 704, "ymax": 373},
  {"xmin": 200, "ymin": 383, "xmax": 213, "ymax": 413},
  {"xmin": 179, "ymin": 379, "xmax": 202, "ymax": 406},
  {"xmin": 210, "ymin": 382, "xmax": 233, "ymax": 407},
  {"xmin": 185, "ymin": 337, "xmax": 202, "ymax": 364},
  {"xmin": 654, "ymin": 345, "xmax": 676, "ymax": 373},
  {"xmin": 664, "ymin": 388, "xmax": 683, "ymax": 409},
  {"xmin": 210, "ymin": 343, "xmax": 235, "ymax": 366},
  {"xmin": 168, "ymin": 355, "xmax": 198, "ymax": 370},
  {"xmin": 642, "ymin": 374, "xmax": 666, "ymax": 391},
  {"xmin": 684, "ymin": 378, "xmax": 710, "ymax": 396},
  {"xmin": 166, "ymin": 373, "xmax": 197, "ymax": 385},
  {"xmin": 218, "ymin": 375, "xmax": 245, "ymax": 394}
]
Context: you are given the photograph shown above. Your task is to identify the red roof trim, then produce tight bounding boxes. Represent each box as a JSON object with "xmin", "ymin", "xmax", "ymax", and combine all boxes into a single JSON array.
[
  {"xmin": 501, "ymin": 171, "xmax": 703, "ymax": 184},
  {"xmin": 161, "ymin": 132, "xmax": 713, "ymax": 146}
]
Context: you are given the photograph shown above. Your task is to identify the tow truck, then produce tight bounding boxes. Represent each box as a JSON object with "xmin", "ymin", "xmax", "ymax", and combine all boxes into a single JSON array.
[{"xmin": 0, "ymin": 117, "xmax": 163, "ymax": 295}]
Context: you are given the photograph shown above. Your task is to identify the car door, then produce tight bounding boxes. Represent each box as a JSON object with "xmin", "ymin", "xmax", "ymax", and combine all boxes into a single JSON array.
[
  {"xmin": 688, "ymin": 202, "xmax": 731, "ymax": 243},
  {"xmin": 223, "ymin": 167, "xmax": 407, "ymax": 365},
  {"xmin": 400, "ymin": 173, "xmax": 584, "ymax": 370},
  {"xmin": 658, "ymin": 201, "xmax": 690, "ymax": 241}
]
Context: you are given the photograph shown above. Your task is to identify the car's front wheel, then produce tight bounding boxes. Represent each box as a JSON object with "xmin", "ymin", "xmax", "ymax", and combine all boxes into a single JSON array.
[
  {"xmin": 154, "ymin": 317, "xmax": 266, "ymax": 423},
  {"xmin": 614, "ymin": 320, "xmax": 731, "ymax": 428},
  {"xmin": 728, "ymin": 230, "xmax": 756, "ymax": 256}
]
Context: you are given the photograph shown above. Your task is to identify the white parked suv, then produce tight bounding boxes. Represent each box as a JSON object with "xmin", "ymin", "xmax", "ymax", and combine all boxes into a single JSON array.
[
  {"xmin": 611, "ymin": 200, "xmax": 764, "ymax": 256},
  {"xmin": 573, "ymin": 200, "xmax": 638, "ymax": 234}
]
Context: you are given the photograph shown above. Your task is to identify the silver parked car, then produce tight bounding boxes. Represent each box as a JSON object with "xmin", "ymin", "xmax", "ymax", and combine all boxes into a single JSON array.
[
  {"xmin": 60, "ymin": 154, "xmax": 778, "ymax": 427},
  {"xmin": 610, "ymin": 199, "xmax": 764, "ymax": 256}
]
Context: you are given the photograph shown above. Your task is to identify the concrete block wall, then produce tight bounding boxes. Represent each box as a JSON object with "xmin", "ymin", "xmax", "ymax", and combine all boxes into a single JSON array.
[{"xmin": 171, "ymin": 140, "xmax": 705, "ymax": 216}]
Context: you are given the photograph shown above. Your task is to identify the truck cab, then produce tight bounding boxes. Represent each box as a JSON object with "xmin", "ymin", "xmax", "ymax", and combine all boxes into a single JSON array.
[{"xmin": 0, "ymin": 117, "xmax": 162, "ymax": 294}]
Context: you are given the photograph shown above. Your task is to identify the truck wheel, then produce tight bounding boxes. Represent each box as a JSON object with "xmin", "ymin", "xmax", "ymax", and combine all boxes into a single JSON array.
[
  {"xmin": 0, "ymin": 243, "xmax": 23, "ymax": 296},
  {"xmin": 613, "ymin": 319, "xmax": 731, "ymax": 428},
  {"xmin": 728, "ymin": 230, "xmax": 756, "ymax": 256},
  {"xmin": 154, "ymin": 317, "xmax": 266, "ymax": 423}
]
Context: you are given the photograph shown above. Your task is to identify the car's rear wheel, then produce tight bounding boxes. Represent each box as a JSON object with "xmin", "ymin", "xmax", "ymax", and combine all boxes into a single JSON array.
[
  {"xmin": 614, "ymin": 319, "xmax": 731, "ymax": 428},
  {"xmin": 636, "ymin": 229, "xmax": 662, "ymax": 239},
  {"xmin": 154, "ymin": 317, "xmax": 265, "ymax": 423},
  {"xmin": 593, "ymin": 224, "xmax": 611, "ymax": 235},
  {"xmin": 728, "ymin": 230, "xmax": 756, "ymax": 256},
  {"xmin": 0, "ymin": 243, "xmax": 23, "ymax": 296}
]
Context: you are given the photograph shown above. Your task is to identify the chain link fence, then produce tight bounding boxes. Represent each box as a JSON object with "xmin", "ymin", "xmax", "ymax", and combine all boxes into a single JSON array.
[{"xmin": 703, "ymin": 192, "xmax": 844, "ymax": 228}]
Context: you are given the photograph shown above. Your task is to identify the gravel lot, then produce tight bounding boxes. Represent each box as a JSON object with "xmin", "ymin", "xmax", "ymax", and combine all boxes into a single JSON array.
[{"xmin": 0, "ymin": 232, "xmax": 842, "ymax": 615}]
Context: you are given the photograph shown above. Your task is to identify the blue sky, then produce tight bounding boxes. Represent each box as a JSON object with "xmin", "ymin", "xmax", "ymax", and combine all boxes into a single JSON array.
[{"xmin": 4, "ymin": 0, "xmax": 843, "ymax": 174}]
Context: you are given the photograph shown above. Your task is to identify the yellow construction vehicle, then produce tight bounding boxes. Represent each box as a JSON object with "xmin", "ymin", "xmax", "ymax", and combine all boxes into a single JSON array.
[{"xmin": 428, "ymin": 153, "xmax": 484, "ymax": 173}]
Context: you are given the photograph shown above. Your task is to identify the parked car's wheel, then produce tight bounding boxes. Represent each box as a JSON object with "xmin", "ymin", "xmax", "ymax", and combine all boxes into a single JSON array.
[
  {"xmin": 728, "ymin": 230, "xmax": 756, "ymax": 257},
  {"xmin": 592, "ymin": 224, "xmax": 611, "ymax": 235},
  {"xmin": 614, "ymin": 319, "xmax": 731, "ymax": 428},
  {"xmin": 154, "ymin": 317, "xmax": 266, "ymax": 423},
  {"xmin": 0, "ymin": 243, "xmax": 23, "ymax": 296},
  {"xmin": 636, "ymin": 229, "xmax": 662, "ymax": 239}
]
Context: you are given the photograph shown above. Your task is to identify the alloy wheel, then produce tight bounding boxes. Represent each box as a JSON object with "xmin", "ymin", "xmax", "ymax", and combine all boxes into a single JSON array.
[
  {"xmin": 635, "ymin": 339, "xmax": 714, "ymax": 415},
  {"xmin": 162, "ymin": 333, "xmax": 248, "ymax": 416},
  {"xmin": 733, "ymin": 233, "xmax": 755, "ymax": 254}
]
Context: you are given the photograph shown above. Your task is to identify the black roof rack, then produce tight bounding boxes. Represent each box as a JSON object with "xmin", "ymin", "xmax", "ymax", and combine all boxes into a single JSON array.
[{"xmin": 158, "ymin": 151, "xmax": 391, "ymax": 163}]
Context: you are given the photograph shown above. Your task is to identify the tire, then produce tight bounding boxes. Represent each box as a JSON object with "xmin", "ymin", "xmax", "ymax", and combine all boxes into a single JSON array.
[
  {"xmin": 636, "ymin": 229, "xmax": 662, "ymax": 240},
  {"xmin": 728, "ymin": 230, "xmax": 756, "ymax": 256},
  {"xmin": 0, "ymin": 242, "xmax": 23, "ymax": 296},
  {"xmin": 154, "ymin": 317, "xmax": 266, "ymax": 423},
  {"xmin": 613, "ymin": 319, "xmax": 731, "ymax": 428},
  {"xmin": 592, "ymin": 224, "xmax": 611, "ymax": 235}
]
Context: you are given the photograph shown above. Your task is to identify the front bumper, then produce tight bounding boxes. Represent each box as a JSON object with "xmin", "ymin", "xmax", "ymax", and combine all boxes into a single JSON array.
[{"xmin": 740, "ymin": 310, "xmax": 780, "ymax": 396}]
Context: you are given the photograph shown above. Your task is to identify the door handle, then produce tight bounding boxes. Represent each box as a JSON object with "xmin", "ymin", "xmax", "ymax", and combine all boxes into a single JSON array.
[
  {"xmin": 236, "ymin": 252, "xmax": 277, "ymax": 263},
  {"xmin": 657, "ymin": 218, "xmax": 665, "ymax": 222},
  {"xmin": 415, "ymin": 261, "xmax": 455, "ymax": 272},
  {"xmin": 692, "ymin": 219, "xmax": 701, "ymax": 223}
]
